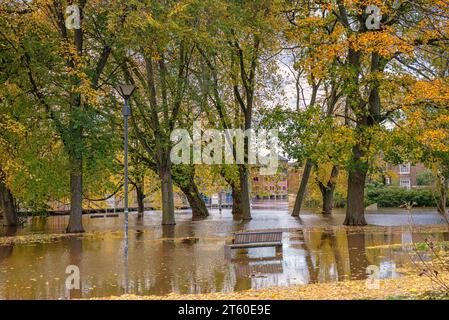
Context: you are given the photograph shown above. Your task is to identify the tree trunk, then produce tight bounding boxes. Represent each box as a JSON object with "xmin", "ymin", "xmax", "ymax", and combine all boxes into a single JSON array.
[
  {"xmin": 136, "ymin": 182, "xmax": 145, "ymax": 217},
  {"xmin": 437, "ymin": 183, "xmax": 446, "ymax": 216},
  {"xmin": 237, "ymin": 164, "xmax": 252, "ymax": 220},
  {"xmin": 0, "ymin": 178, "xmax": 17, "ymax": 227},
  {"xmin": 66, "ymin": 156, "xmax": 84, "ymax": 233},
  {"xmin": 319, "ymin": 183, "xmax": 335, "ymax": 215},
  {"xmin": 181, "ymin": 183, "xmax": 209, "ymax": 219},
  {"xmin": 291, "ymin": 159, "xmax": 313, "ymax": 217},
  {"xmin": 224, "ymin": 171, "xmax": 250, "ymax": 219},
  {"xmin": 318, "ymin": 165, "xmax": 339, "ymax": 215},
  {"xmin": 231, "ymin": 184, "xmax": 243, "ymax": 218},
  {"xmin": 344, "ymin": 145, "xmax": 367, "ymax": 226},
  {"xmin": 171, "ymin": 164, "xmax": 209, "ymax": 220},
  {"xmin": 436, "ymin": 172, "xmax": 448, "ymax": 222},
  {"xmin": 160, "ymin": 166, "xmax": 175, "ymax": 225}
]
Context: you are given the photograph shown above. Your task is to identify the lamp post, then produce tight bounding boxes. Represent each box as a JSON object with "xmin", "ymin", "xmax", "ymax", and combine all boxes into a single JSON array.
[
  {"xmin": 116, "ymin": 84, "xmax": 135, "ymax": 294},
  {"xmin": 116, "ymin": 84, "xmax": 136, "ymax": 239}
]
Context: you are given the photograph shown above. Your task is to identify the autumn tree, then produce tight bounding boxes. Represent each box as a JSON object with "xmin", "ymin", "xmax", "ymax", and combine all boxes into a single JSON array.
[
  {"xmin": 0, "ymin": 114, "xmax": 22, "ymax": 226},
  {"xmin": 283, "ymin": 0, "xmax": 440, "ymax": 225},
  {"xmin": 386, "ymin": 0, "xmax": 449, "ymax": 218},
  {"xmin": 261, "ymin": 23, "xmax": 350, "ymax": 216},
  {"xmin": 113, "ymin": 0, "xmax": 208, "ymax": 225},
  {"xmin": 196, "ymin": 0, "xmax": 280, "ymax": 220},
  {"xmin": 271, "ymin": 1, "xmax": 364, "ymax": 216},
  {"xmin": 0, "ymin": 1, "xmax": 130, "ymax": 232}
]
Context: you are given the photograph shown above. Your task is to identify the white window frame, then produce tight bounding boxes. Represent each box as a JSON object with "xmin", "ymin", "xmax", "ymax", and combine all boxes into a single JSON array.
[
  {"xmin": 400, "ymin": 178, "xmax": 411, "ymax": 189},
  {"xmin": 399, "ymin": 163, "xmax": 410, "ymax": 174}
]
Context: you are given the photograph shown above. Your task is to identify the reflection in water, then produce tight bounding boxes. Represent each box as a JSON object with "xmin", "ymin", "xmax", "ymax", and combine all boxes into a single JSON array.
[
  {"xmin": 68, "ymin": 237, "xmax": 82, "ymax": 299},
  {"xmin": 0, "ymin": 205, "xmax": 448, "ymax": 299},
  {"xmin": 347, "ymin": 233, "xmax": 369, "ymax": 280},
  {"xmin": 0, "ymin": 244, "xmax": 13, "ymax": 263},
  {"xmin": 0, "ymin": 226, "xmax": 447, "ymax": 299},
  {"xmin": 123, "ymin": 218, "xmax": 130, "ymax": 295},
  {"xmin": 4, "ymin": 226, "xmax": 18, "ymax": 237}
]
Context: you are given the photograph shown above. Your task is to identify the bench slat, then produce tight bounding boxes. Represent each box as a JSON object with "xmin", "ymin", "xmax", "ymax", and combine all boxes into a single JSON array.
[
  {"xmin": 234, "ymin": 232, "xmax": 282, "ymax": 244},
  {"xmin": 229, "ymin": 242, "xmax": 282, "ymax": 249}
]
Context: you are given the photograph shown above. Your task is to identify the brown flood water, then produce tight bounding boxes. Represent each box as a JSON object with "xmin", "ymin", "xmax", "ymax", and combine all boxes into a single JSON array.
[{"xmin": 0, "ymin": 200, "xmax": 448, "ymax": 299}]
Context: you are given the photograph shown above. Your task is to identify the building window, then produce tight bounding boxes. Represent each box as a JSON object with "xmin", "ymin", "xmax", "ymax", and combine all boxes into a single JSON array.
[
  {"xmin": 400, "ymin": 178, "xmax": 411, "ymax": 189},
  {"xmin": 399, "ymin": 163, "xmax": 410, "ymax": 174},
  {"xmin": 386, "ymin": 177, "xmax": 391, "ymax": 185}
]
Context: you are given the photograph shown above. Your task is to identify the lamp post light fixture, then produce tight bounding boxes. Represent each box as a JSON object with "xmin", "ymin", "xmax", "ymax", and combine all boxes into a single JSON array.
[{"xmin": 116, "ymin": 84, "xmax": 136, "ymax": 241}]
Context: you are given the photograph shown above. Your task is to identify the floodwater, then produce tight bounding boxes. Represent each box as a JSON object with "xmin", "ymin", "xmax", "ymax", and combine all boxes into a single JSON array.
[{"xmin": 0, "ymin": 200, "xmax": 448, "ymax": 299}]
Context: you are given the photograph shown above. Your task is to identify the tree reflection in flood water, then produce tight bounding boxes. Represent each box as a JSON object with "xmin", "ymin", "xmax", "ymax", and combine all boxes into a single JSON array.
[{"xmin": 0, "ymin": 206, "xmax": 447, "ymax": 299}]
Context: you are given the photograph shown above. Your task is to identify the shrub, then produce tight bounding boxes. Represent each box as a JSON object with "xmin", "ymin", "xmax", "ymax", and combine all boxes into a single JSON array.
[
  {"xmin": 365, "ymin": 186, "xmax": 437, "ymax": 207},
  {"xmin": 333, "ymin": 191, "xmax": 346, "ymax": 208},
  {"xmin": 416, "ymin": 169, "xmax": 436, "ymax": 186}
]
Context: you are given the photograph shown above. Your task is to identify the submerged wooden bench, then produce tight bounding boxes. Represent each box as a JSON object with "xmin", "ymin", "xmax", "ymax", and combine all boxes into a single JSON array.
[{"xmin": 225, "ymin": 231, "xmax": 283, "ymax": 259}]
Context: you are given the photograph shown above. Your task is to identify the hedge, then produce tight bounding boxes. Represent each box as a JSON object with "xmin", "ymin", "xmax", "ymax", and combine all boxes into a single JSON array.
[{"xmin": 365, "ymin": 186, "xmax": 438, "ymax": 207}]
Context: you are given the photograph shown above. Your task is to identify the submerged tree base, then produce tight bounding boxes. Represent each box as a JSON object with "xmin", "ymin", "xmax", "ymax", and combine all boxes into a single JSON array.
[
  {"xmin": 65, "ymin": 227, "xmax": 85, "ymax": 234},
  {"xmin": 343, "ymin": 216, "xmax": 368, "ymax": 226},
  {"xmin": 232, "ymin": 215, "xmax": 253, "ymax": 221}
]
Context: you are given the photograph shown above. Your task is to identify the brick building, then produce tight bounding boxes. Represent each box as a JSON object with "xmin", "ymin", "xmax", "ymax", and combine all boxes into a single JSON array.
[
  {"xmin": 287, "ymin": 161, "xmax": 429, "ymax": 195},
  {"xmin": 251, "ymin": 156, "xmax": 289, "ymax": 199},
  {"xmin": 385, "ymin": 163, "xmax": 428, "ymax": 189}
]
